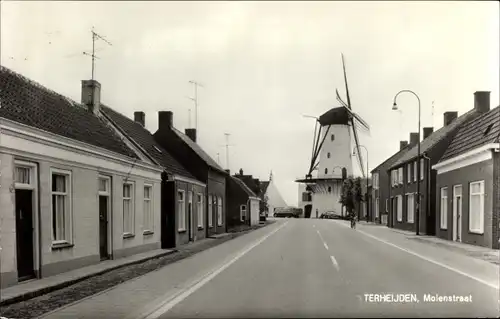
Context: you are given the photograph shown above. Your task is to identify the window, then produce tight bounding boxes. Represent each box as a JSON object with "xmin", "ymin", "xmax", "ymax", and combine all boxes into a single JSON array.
[
  {"xmin": 15, "ymin": 166, "xmax": 31, "ymax": 185},
  {"xmin": 397, "ymin": 195, "xmax": 403, "ymax": 222},
  {"xmin": 407, "ymin": 193, "xmax": 414, "ymax": 223},
  {"xmin": 325, "ymin": 168, "xmax": 328, "ymax": 175},
  {"xmin": 385, "ymin": 199, "xmax": 388, "ymax": 213},
  {"xmin": 51, "ymin": 169, "xmax": 72, "ymax": 244},
  {"xmin": 208, "ymin": 195, "xmax": 213, "ymax": 227},
  {"xmin": 123, "ymin": 183, "xmax": 135, "ymax": 235},
  {"xmin": 240, "ymin": 205, "xmax": 247, "ymax": 222},
  {"xmin": 188, "ymin": 191, "xmax": 193, "ymax": 229},
  {"xmin": 327, "ymin": 152, "xmax": 331, "ymax": 158},
  {"xmin": 469, "ymin": 181, "xmax": 484, "ymax": 234},
  {"xmin": 413, "ymin": 161, "xmax": 417, "ymax": 182},
  {"xmin": 440, "ymin": 187, "xmax": 447, "ymax": 229},
  {"xmin": 197, "ymin": 193, "xmax": 204, "ymax": 228},
  {"xmin": 99, "ymin": 177, "xmax": 108, "ymax": 193},
  {"xmin": 420, "ymin": 159, "xmax": 424, "ymax": 180},
  {"xmin": 407, "ymin": 163, "xmax": 412, "ymax": 183},
  {"xmin": 375, "ymin": 198, "xmax": 379, "ymax": 218},
  {"xmin": 331, "ymin": 134, "xmax": 335, "ymax": 141},
  {"xmin": 178, "ymin": 190, "xmax": 186, "ymax": 231},
  {"xmin": 328, "ymin": 186, "xmax": 332, "ymax": 193},
  {"xmin": 143, "ymin": 185, "xmax": 153, "ymax": 233},
  {"xmin": 398, "ymin": 167, "xmax": 403, "ymax": 184},
  {"xmin": 372, "ymin": 173, "xmax": 379, "ymax": 189},
  {"xmin": 391, "ymin": 170, "xmax": 396, "ymax": 186},
  {"xmin": 217, "ymin": 196, "xmax": 223, "ymax": 226}
]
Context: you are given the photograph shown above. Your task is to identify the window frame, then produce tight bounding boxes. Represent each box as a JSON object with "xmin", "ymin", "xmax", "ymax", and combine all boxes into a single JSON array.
[
  {"xmin": 240, "ymin": 204, "xmax": 247, "ymax": 222},
  {"xmin": 143, "ymin": 183, "xmax": 154, "ymax": 234},
  {"xmin": 407, "ymin": 163, "xmax": 412, "ymax": 183},
  {"xmin": 178, "ymin": 189, "xmax": 186, "ymax": 232},
  {"xmin": 217, "ymin": 196, "xmax": 223, "ymax": 226},
  {"xmin": 397, "ymin": 195, "xmax": 403, "ymax": 222},
  {"xmin": 469, "ymin": 181, "xmax": 485, "ymax": 234},
  {"xmin": 122, "ymin": 181, "xmax": 135, "ymax": 237},
  {"xmin": 50, "ymin": 168, "xmax": 73, "ymax": 245},
  {"xmin": 406, "ymin": 193, "xmax": 414, "ymax": 223},
  {"xmin": 440, "ymin": 187, "xmax": 448, "ymax": 230},
  {"xmin": 420, "ymin": 159, "xmax": 424, "ymax": 180},
  {"xmin": 398, "ymin": 167, "xmax": 403, "ymax": 185},
  {"xmin": 413, "ymin": 161, "xmax": 417, "ymax": 182},
  {"xmin": 197, "ymin": 193, "xmax": 204, "ymax": 228},
  {"xmin": 208, "ymin": 194, "xmax": 213, "ymax": 228},
  {"xmin": 375, "ymin": 197, "xmax": 379, "ymax": 218}
]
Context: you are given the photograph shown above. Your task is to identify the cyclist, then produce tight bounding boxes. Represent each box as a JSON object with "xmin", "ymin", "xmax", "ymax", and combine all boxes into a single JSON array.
[{"xmin": 350, "ymin": 211, "xmax": 357, "ymax": 229}]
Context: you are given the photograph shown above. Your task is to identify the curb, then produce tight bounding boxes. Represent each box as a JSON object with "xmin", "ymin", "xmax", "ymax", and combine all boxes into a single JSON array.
[{"xmin": 0, "ymin": 249, "xmax": 177, "ymax": 307}]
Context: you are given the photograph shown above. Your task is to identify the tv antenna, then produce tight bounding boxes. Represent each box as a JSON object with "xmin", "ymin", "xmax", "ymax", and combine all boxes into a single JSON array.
[
  {"xmin": 83, "ymin": 27, "xmax": 112, "ymax": 80},
  {"xmin": 221, "ymin": 133, "xmax": 235, "ymax": 170},
  {"xmin": 188, "ymin": 80, "xmax": 204, "ymax": 131}
]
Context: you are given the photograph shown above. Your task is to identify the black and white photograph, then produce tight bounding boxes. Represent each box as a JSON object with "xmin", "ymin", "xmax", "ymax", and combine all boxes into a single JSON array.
[{"xmin": 0, "ymin": 1, "xmax": 499, "ymax": 318}]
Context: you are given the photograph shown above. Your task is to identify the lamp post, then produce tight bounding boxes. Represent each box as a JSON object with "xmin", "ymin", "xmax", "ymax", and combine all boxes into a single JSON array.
[
  {"xmin": 353, "ymin": 145, "xmax": 369, "ymax": 222},
  {"xmin": 392, "ymin": 90, "xmax": 421, "ymax": 235}
]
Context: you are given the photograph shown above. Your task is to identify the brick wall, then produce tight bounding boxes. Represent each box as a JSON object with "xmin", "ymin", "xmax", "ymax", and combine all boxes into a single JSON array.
[{"xmin": 436, "ymin": 157, "xmax": 495, "ymax": 248}]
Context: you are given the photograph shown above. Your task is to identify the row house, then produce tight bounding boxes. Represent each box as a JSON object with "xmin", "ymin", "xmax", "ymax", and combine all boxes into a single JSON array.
[
  {"xmin": 98, "ymin": 106, "xmax": 206, "ymax": 248},
  {"xmin": 371, "ymin": 140, "xmax": 412, "ymax": 226},
  {"xmin": 233, "ymin": 169, "xmax": 269, "ymax": 220},
  {"xmin": 433, "ymin": 93, "xmax": 499, "ymax": 249},
  {"xmin": 153, "ymin": 113, "xmax": 228, "ymax": 237},
  {"xmin": 0, "ymin": 67, "xmax": 163, "ymax": 287},
  {"xmin": 388, "ymin": 91, "xmax": 490, "ymax": 235},
  {"xmin": 226, "ymin": 169, "xmax": 261, "ymax": 228}
]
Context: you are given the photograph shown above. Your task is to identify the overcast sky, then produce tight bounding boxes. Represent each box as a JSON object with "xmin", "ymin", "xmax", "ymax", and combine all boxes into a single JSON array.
[{"xmin": 1, "ymin": 1, "xmax": 499, "ymax": 206}]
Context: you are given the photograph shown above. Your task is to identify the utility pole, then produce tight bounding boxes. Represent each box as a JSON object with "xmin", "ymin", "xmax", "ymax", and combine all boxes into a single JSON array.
[
  {"xmin": 188, "ymin": 80, "xmax": 204, "ymax": 131},
  {"xmin": 83, "ymin": 27, "xmax": 112, "ymax": 81},
  {"xmin": 222, "ymin": 133, "xmax": 235, "ymax": 171}
]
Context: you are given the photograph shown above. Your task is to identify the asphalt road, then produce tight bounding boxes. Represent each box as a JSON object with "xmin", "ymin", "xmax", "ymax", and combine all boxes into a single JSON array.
[{"xmin": 41, "ymin": 219, "xmax": 499, "ymax": 318}]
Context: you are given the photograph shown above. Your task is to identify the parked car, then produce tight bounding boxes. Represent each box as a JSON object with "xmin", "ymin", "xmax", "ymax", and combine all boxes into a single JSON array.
[
  {"xmin": 319, "ymin": 211, "xmax": 342, "ymax": 219},
  {"xmin": 273, "ymin": 209, "xmax": 299, "ymax": 218}
]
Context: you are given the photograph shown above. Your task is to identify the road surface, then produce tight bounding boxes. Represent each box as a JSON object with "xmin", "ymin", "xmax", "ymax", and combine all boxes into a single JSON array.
[{"xmin": 42, "ymin": 219, "xmax": 499, "ymax": 318}]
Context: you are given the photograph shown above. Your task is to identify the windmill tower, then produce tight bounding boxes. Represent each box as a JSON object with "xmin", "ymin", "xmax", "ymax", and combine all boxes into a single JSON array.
[{"xmin": 296, "ymin": 54, "xmax": 370, "ymax": 218}]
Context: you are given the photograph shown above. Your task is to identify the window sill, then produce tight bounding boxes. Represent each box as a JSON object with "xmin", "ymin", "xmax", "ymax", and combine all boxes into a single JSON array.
[
  {"xmin": 123, "ymin": 233, "xmax": 135, "ymax": 239},
  {"xmin": 469, "ymin": 230, "xmax": 484, "ymax": 235},
  {"xmin": 143, "ymin": 230, "xmax": 154, "ymax": 236},
  {"xmin": 198, "ymin": 226, "xmax": 204, "ymax": 230},
  {"xmin": 52, "ymin": 242, "xmax": 74, "ymax": 250},
  {"xmin": 178, "ymin": 229, "xmax": 187, "ymax": 233},
  {"xmin": 208, "ymin": 225, "xmax": 214, "ymax": 228},
  {"xmin": 440, "ymin": 227, "xmax": 447, "ymax": 231}
]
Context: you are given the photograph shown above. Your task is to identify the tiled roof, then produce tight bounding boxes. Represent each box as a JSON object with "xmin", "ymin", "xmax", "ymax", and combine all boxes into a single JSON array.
[
  {"xmin": 440, "ymin": 106, "xmax": 500, "ymax": 161},
  {"xmin": 101, "ymin": 106, "xmax": 196, "ymax": 179},
  {"xmin": 371, "ymin": 145, "xmax": 411, "ymax": 173},
  {"xmin": 172, "ymin": 128, "xmax": 226, "ymax": 173},
  {"xmin": 234, "ymin": 175, "xmax": 262, "ymax": 196},
  {"xmin": 231, "ymin": 176, "xmax": 258, "ymax": 198},
  {"xmin": 0, "ymin": 65, "xmax": 138, "ymax": 159},
  {"xmin": 390, "ymin": 109, "xmax": 478, "ymax": 168}
]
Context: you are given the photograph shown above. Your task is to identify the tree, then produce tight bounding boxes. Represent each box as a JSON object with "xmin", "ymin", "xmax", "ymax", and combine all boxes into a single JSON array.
[
  {"xmin": 339, "ymin": 176, "xmax": 363, "ymax": 219},
  {"xmin": 260, "ymin": 194, "xmax": 269, "ymax": 215}
]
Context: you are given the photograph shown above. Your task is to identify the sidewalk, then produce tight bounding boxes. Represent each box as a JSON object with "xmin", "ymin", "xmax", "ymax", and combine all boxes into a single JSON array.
[
  {"xmin": 346, "ymin": 220, "xmax": 499, "ymax": 265},
  {"xmin": 0, "ymin": 248, "xmax": 175, "ymax": 306}
]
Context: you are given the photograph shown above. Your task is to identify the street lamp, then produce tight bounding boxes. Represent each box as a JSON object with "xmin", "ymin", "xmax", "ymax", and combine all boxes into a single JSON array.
[
  {"xmin": 353, "ymin": 145, "xmax": 369, "ymax": 222},
  {"xmin": 392, "ymin": 90, "xmax": 421, "ymax": 235}
]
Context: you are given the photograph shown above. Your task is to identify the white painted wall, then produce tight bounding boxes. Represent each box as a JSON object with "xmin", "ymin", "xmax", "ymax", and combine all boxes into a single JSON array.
[
  {"xmin": 311, "ymin": 181, "xmax": 343, "ymax": 218},
  {"xmin": 249, "ymin": 198, "xmax": 260, "ymax": 226},
  {"xmin": 0, "ymin": 120, "xmax": 162, "ymax": 285},
  {"xmin": 317, "ymin": 124, "xmax": 353, "ymax": 178}
]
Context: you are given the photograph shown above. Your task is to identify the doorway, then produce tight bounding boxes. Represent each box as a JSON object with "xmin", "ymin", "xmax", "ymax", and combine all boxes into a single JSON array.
[
  {"xmin": 453, "ymin": 185, "xmax": 462, "ymax": 242},
  {"xmin": 304, "ymin": 204, "xmax": 312, "ymax": 218},
  {"xmin": 188, "ymin": 191, "xmax": 194, "ymax": 241},
  {"xmin": 98, "ymin": 176, "xmax": 111, "ymax": 260},
  {"xmin": 15, "ymin": 189, "xmax": 35, "ymax": 281}
]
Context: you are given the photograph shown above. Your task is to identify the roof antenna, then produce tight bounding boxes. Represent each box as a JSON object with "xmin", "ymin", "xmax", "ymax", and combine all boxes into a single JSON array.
[{"xmin": 83, "ymin": 27, "xmax": 112, "ymax": 80}]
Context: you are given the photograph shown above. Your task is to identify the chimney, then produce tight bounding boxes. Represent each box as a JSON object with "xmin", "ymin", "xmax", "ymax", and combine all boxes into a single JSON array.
[
  {"xmin": 81, "ymin": 80, "xmax": 101, "ymax": 115},
  {"xmin": 185, "ymin": 128, "xmax": 197, "ymax": 143},
  {"xmin": 134, "ymin": 111, "xmax": 145, "ymax": 127},
  {"xmin": 474, "ymin": 91, "xmax": 490, "ymax": 113},
  {"xmin": 443, "ymin": 111, "xmax": 458, "ymax": 126},
  {"xmin": 158, "ymin": 111, "xmax": 173, "ymax": 131},
  {"xmin": 409, "ymin": 132, "xmax": 419, "ymax": 146},
  {"xmin": 423, "ymin": 127, "xmax": 434, "ymax": 139},
  {"xmin": 399, "ymin": 140, "xmax": 408, "ymax": 150},
  {"xmin": 239, "ymin": 168, "xmax": 244, "ymax": 175}
]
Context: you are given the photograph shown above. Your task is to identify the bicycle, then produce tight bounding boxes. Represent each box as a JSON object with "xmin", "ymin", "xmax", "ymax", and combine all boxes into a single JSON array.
[{"xmin": 350, "ymin": 215, "xmax": 356, "ymax": 229}]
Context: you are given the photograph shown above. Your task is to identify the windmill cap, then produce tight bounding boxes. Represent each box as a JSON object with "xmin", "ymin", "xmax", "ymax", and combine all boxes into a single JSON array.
[{"xmin": 318, "ymin": 106, "xmax": 350, "ymax": 126}]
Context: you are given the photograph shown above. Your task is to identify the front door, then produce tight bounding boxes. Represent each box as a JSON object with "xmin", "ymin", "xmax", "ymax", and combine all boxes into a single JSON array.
[
  {"xmin": 188, "ymin": 191, "xmax": 194, "ymax": 241},
  {"xmin": 99, "ymin": 196, "xmax": 109, "ymax": 260},
  {"xmin": 453, "ymin": 185, "xmax": 463, "ymax": 242},
  {"xmin": 15, "ymin": 189, "xmax": 35, "ymax": 281}
]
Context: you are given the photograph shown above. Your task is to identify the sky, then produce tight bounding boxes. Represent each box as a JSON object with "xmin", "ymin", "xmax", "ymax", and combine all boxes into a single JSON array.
[{"xmin": 1, "ymin": 1, "xmax": 499, "ymax": 206}]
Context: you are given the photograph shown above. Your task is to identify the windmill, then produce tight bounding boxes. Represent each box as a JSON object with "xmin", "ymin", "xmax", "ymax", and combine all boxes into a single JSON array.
[{"xmin": 296, "ymin": 54, "xmax": 370, "ymax": 218}]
